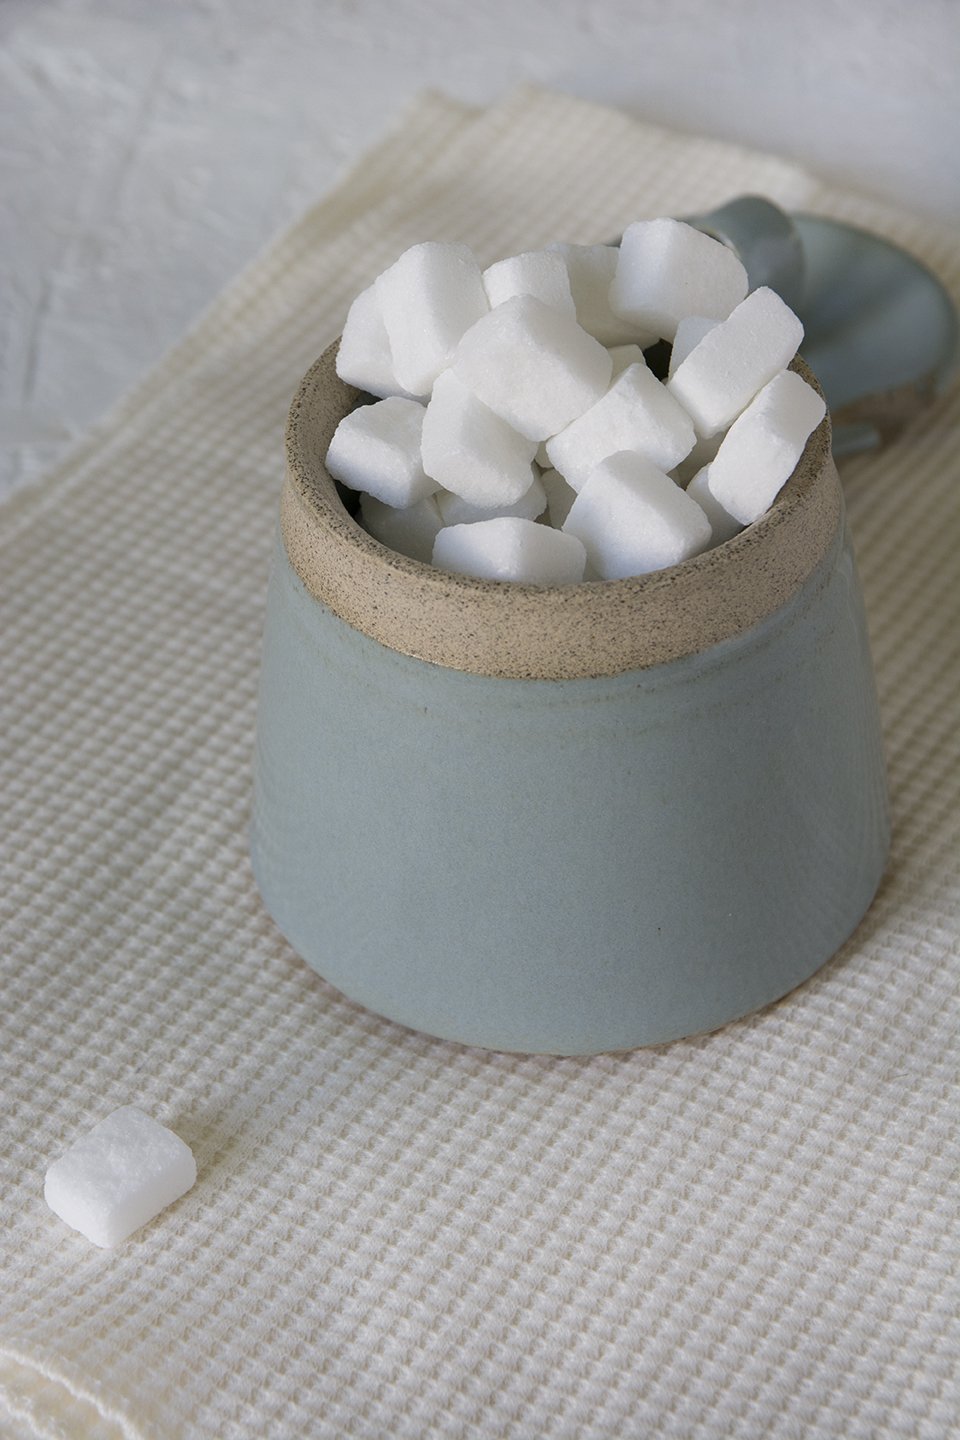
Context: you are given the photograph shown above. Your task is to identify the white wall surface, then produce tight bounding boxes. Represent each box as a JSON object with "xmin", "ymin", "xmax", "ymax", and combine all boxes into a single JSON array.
[{"xmin": 2, "ymin": 0, "xmax": 956, "ymax": 497}]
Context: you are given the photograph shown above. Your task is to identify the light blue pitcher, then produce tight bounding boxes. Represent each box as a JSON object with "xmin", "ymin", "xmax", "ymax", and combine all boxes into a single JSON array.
[{"xmin": 250, "ymin": 345, "xmax": 889, "ymax": 1054}]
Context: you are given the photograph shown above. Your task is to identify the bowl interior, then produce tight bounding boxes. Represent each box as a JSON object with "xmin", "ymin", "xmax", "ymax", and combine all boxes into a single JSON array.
[{"xmin": 279, "ymin": 345, "xmax": 839, "ymax": 680}]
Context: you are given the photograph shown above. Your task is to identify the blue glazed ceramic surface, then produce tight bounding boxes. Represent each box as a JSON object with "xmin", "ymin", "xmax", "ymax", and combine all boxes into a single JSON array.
[{"xmin": 251, "ymin": 519, "xmax": 888, "ymax": 1054}]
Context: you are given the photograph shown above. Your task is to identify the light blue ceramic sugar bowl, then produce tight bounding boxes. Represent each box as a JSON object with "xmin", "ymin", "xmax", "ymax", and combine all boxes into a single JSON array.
[{"xmin": 250, "ymin": 345, "xmax": 889, "ymax": 1054}]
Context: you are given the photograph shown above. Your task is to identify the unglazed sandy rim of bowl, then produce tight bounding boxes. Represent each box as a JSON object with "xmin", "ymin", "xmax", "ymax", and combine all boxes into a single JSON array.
[{"xmin": 281, "ymin": 343, "xmax": 840, "ymax": 680}]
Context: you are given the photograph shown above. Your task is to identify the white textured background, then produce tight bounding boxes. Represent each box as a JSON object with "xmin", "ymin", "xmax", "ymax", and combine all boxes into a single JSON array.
[{"xmin": 2, "ymin": 0, "xmax": 957, "ymax": 499}]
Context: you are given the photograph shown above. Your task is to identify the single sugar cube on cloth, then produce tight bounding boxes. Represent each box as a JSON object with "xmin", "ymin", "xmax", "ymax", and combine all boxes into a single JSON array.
[
  {"xmin": 452, "ymin": 295, "xmax": 613, "ymax": 442},
  {"xmin": 482, "ymin": 250, "xmax": 575, "ymax": 315},
  {"xmin": 433, "ymin": 517, "xmax": 587, "ymax": 584},
  {"xmin": 375, "ymin": 241, "xmax": 489, "ymax": 395},
  {"xmin": 667, "ymin": 287, "xmax": 804, "ymax": 437},
  {"xmin": 706, "ymin": 369, "xmax": 826, "ymax": 524},
  {"xmin": 545, "ymin": 363, "xmax": 696, "ymax": 490},
  {"xmin": 326, "ymin": 396, "xmax": 437, "ymax": 507},
  {"xmin": 436, "ymin": 472, "xmax": 546, "ymax": 526},
  {"xmin": 549, "ymin": 242, "xmax": 654, "ymax": 347},
  {"xmin": 540, "ymin": 467, "xmax": 578, "ymax": 528},
  {"xmin": 609, "ymin": 218, "xmax": 748, "ymax": 341},
  {"xmin": 563, "ymin": 451, "xmax": 712, "ymax": 579},
  {"xmin": 668, "ymin": 315, "xmax": 718, "ymax": 378},
  {"xmin": 44, "ymin": 1107, "xmax": 196, "ymax": 1248},
  {"xmin": 421, "ymin": 369, "xmax": 539, "ymax": 506},
  {"xmin": 335, "ymin": 285, "xmax": 423, "ymax": 401},
  {"xmin": 360, "ymin": 492, "xmax": 443, "ymax": 564},
  {"xmin": 685, "ymin": 465, "xmax": 744, "ymax": 546},
  {"xmin": 608, "ymin": 343, "xmax": 647, "ymax": 378}
]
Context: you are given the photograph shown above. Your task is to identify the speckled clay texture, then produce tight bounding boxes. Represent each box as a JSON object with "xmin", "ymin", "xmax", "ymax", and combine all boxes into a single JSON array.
[{"xmin": 281, "ymin": 343, "xmax": 838, "ymax": 679}]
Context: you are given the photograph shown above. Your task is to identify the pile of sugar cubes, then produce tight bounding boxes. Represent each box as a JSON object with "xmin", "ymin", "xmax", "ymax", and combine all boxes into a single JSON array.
[{"xmin": 326, "ymin": 218, "xmax": 826, "ymax": 584}]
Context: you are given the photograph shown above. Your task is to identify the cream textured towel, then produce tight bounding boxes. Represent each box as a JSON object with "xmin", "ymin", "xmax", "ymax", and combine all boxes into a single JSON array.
[{"xmin": 1, "ymin": 88, "xmax": 958, "ymax": 1440}]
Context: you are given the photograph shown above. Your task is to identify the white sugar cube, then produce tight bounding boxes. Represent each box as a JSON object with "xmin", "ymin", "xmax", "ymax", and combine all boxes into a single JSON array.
[
  {"xmin": 44, "ymin": 1107, "xmax": 196, "ymax": 1248},
  {"xmin": 608, "ymin": 343, "xmax": 647, "ymax": 378},
  {"xmin": 421, "ymin": 369, "xmax": 538, "ymax": 506},
  {"xmin": 436, "ymin": 473, "xmax": 546, "ymax": 526},
  {"xmin": 375, "ymin": 242, "xmax": 488, "ymax": 395},
  {"xmin": 483, "ymin": 250, "xmax": 575, "ymax": 314},
  {"xmin": 610, "ymin": 219, "xmax": 748, "ymax": 341},
  {"xmin": 326, "ymin": 396, "xmax": 437, "ymax": 507},
  {"xmin": 452, "ymin": 296, "xmax": 613, "ymax": 442},
  {"xmin": 433, "ymin": 517, "xmax": 587, "ymax": 584},
  {"xmin": 545, "ymin": 363, "xmax": 695, "ymax": 490},
  {"xmin": 563, "ymin": 451, "xmax": 712, "ymax": 579},
  {"xmin": 706, "ymin": 370, "xmax": 827, "ymax": 524},
  {"xmin": 668, "ymin": 287, "xmax": 804, "ymax": 437},
  {"xmin": 550, "ymin": 243, "xmax": 654, "ymax": 347},
  {"xmin": 540, "ymin": 467, "xmax": 577, "ymax": 527},
  {"xmin": 668, "ymin": 316, "xmax": 718, "ymax": 378},
  {"xmin": 360, "ymin": 492, "xmax": 443, "ymax": 563},
  {"xmin": 686, "ymin": 465, "xmax": 744, "ymax": 546},
  {"xmin": 335, "ymin": 286, "xmax": 423, "ymax": 401}
]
